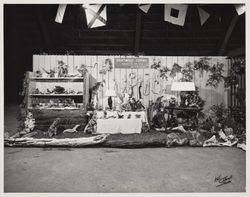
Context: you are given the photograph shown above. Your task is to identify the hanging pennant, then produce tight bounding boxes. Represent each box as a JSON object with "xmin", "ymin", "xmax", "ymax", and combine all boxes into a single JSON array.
[
  {"xmin": 82, "ymin": 4, "xmax": 107, "ymax": 28},
  {"xmin": 198, "ymin": 7, "xmax": 210, "ymax": 26},
  {"xmin": 164, "ymin": 4, "xmax": 188, "ymax": 27},
  {"xmin": 55, "ymin": 4, "xmax": 67, "ymax": 24},
  {"xmin": 138, "ymin": 4, "xmax": 151, "ymax": 13},
  {"xmin": 234, "ymin": 4, "xmax": 245, "ymax": 15}
]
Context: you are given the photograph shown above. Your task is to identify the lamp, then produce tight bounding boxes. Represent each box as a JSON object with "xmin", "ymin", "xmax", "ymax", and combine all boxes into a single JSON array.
[
  {"xmin": 105, "ymin": 89, "xmax": 117, "ymax": 110},
  {"xmin": 171, "ymin": 82, "xmax": 196, "ymax": 105},
  {"xmin": 171, "ymin": 82, "xmax": 195, "ymax": 91}
]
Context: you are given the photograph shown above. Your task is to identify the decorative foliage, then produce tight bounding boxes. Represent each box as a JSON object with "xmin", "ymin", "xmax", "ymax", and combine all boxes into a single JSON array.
[
  {"xmin": 231, "ymin": 58, "xmax": 245, "ymax": 75},
  {"xmin": 23, "ymin": 112, "xmax": 35, "ymax": 133},
  {"xmin": 181, "ymin": 62, "xmax": 194, "ymax": 82},
  {"xmin": 209, "ymin": 103, "xmax": 229, "ymax": 123},
  {"xmin": 194, "ymin": 57, "xmax": 211, "ymax": 75},
  {"xmin": 170, "ymin": 63, "xmax": 182, "ymax": 78},
  {"xmin": 224, "ymin": 57, "xmax": 245, "ymax": 88},
  {"xmin": 206, "ymin": 62, "xmax": 224, "ymax": 88},
  {"xmin": 224, "ymin": 75, "xmax": 238, "ymax": 88},
  {"xmin": 159, "ymin": 66, "xmax": 170, "ymax": 80},
  {"xmin": 151, "ymin": 58, "xmax": 161, "ymax": 69},
  {"xmin": 180, "ymin": 87, "xmax": 205, "ymax": 109}
]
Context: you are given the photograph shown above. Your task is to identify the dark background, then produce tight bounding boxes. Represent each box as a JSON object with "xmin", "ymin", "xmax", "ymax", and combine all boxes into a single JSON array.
[{"xmin": 4, "ymin": 4, "xmax": 245, "ymax": 104}]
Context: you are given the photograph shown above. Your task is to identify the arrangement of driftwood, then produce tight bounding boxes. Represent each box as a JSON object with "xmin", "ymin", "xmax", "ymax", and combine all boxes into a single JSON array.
[{"xmin": 4, "ymin": 134, "xmax": 108, "ymax": 147}]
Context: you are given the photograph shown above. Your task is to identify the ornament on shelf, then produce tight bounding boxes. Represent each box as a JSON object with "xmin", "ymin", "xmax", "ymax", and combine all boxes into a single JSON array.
[
  {"xmin": 42, "ymin": 68, "xmax": 56, "ymax": 78},
  {"xmin": 58, "ymin": 60, "xmax": 69, "ymax": 77}
]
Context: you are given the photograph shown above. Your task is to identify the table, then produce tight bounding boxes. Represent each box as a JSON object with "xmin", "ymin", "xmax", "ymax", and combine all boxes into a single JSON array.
[
  {"xmin": 96, "ymin": 119, "xmax": 142, "ymax": 134},
  {"xmin": 84, "ymin": 110, "xmax": 148, "ymax": 134},
  {"xmin": 96, "ymin": 111, "xmax": 148, "ymax": 124},
  {"xmin": 164, "ymin": 106, "xmax": 202, "ymax": 130}
]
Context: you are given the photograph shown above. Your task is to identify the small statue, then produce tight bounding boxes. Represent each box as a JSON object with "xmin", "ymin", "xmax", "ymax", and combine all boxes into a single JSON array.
[
  {"xmin": 42, "ymin": 68, "xmax": 56, "ymax": 78},
  {"xmin": 58, "ymin": 60, "xmax": 69, "ymax": 77},
  {"xmin": 76, "ymin": 64, "xmax": 88, "ymax": 78},
  {"xmin": 35, "ymin": 70, "xmax": 42, "ymax": 78}
]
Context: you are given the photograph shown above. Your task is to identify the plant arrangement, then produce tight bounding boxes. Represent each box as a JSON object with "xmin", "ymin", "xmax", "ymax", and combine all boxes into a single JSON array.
[
  {"xmin": 179, "ymin": 87, "xmax": 205, "ymax": 109},
  {"xmin": 159, "ymin": 66, "xmax": 170, "ymax": 81},
  {"xmin": 169, "ymin": 63, "xmax": 182, "ymax": 78},
  {"xmin": 224, "ymin": 57, "xmax": 245, "ymax": 88},
  {"xmin": 206, "ymin": 62, "xmax": 224, "ymax": 88},
  {"xmin": 181, "ymin": 62, "xmax": 194, "ymax": 82},
  {"xmin": 194, "ymin": 57, "xmax": 211, "ymax": 75},
  {"xmin": 151, "ymin": 58, "xmax": 161, "ymax": 69}
]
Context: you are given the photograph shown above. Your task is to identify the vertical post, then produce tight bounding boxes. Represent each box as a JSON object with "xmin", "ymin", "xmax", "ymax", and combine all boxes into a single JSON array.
[{"xmin": 134, "ymin": 10, "xmax": 142, "ymax": 55}]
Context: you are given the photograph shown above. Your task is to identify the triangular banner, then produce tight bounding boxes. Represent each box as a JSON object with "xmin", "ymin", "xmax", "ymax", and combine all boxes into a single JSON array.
[
  {"xmin": 164, "ymin": 4, "xmax": 188, "ymax": 27},
  {"xmin": 198, "ymin": 7, "xmax": 210, "ymax": 26},
  {"xmin": 138, "ymin": 4, "xmax": 151, "ymax": 13},
  {"xmin": 82, "ymin": 4, "xmax": 107, "ymax": 28},
  {"xmin": 234, "ymin": 4, "xmax": 245, "ymax": 15},
  {"xmin": 55, "ymin": 4, "xmax": 67, "ymax": 24}
]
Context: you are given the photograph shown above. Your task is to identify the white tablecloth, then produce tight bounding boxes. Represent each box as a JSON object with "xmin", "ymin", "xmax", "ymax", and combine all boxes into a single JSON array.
[
  {"xmin": 96, "ymin": 119, "xmax": 142, "ymax": 134},
  {"xmin": 96, "ymin": 111, "xmax": 148, "ymax": 124}
]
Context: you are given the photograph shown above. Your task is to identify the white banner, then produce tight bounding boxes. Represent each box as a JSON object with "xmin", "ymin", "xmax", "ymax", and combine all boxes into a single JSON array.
[
  {"xmin": 82, "ymin": 4, "xmax": 107, "ymax": 28},
  {"xmin": 198, "ymin": 7, "xmax": 210, "ymax": 26},
  {"xmin": 234, "ymin": 4, "xmax": 245, "ymax": 15},
  {"xmin": 138, "ymin": 4, "xmax": 151, "ymax": 13},
  {"xmin": 164, "ymin": 4, "xmax": 188, "ymax": 27},
  {"xmin": 55, "ymin": 4, "xmax": 67, "ymax": 24}
]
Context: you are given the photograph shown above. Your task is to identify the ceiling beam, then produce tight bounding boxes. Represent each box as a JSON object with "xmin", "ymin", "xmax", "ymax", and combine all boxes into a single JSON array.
[
  {"xmin": 227, "ymin": 46, "xmax": 245, "ymax": 57},
  {"xmin": 218, "ymin": 14, "xmax": 239, "ymax": 56},
  {"xmin": 134, "ymin": 10, "xmax": 142, "ymax": 55}
]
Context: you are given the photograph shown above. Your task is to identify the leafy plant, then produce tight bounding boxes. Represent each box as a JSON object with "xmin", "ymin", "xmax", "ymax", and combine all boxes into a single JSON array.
[
  {"xmin": 181, "ymin": 62, "xmax": 194, "ymax": 82},
  {"xmin": 159, "ymin": 66, "xmax": 170, "ymax": 81},
  {"xmin": 206, "ymin": 62, "xmax": 224, "ymax": 88},
  {"xmin": 194, "ymin": 57, "xmax": 211, "ymax": 75},
  {"xmin": 170, "ymin": 63, "xmax": 182, "ymax": 78},
  {"xmin": 180, "ymin": 87, "xmax": 205, "ymax": 109}
]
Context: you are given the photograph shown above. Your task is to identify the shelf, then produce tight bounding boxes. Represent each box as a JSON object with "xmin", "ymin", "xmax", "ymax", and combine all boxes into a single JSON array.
[
  {"xmin": 30, "ymin": 77, "xmax": 84, "ymax": 82},
  {"xmin": 30, "ymin": 94, "xmax": 83, "ymax": 97},
  {"xmin": 28, "ymin": 107, "xmax": 83, "ymax": 110}
]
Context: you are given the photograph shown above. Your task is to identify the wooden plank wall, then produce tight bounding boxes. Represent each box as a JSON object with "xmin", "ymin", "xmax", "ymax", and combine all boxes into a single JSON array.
[{"xmin": 33, "ymin": 55, "xmax": 228, "ymax": 111}]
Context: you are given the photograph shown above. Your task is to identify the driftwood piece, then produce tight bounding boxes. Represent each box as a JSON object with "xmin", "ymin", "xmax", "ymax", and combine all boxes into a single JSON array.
[
  {"xmin": 63, "ymin": 125, "xmax": 80, "ymax": 133},
  {"xmin": 22, "ymin": 131, "xmax": 38, "ymax": 138},
  {"xmin": 48, "ymin": 118, "xmax": 61, "ymax": 137},
  {"xmin": 102, "ymin": 132, "xmax": 169, "ymax": 148},
  {"xmin": 4, "ymin": 134, "xmax": 108, "ymax": 147}
]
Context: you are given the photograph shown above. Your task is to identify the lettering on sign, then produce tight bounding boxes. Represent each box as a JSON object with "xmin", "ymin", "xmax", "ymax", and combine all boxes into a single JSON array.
[{"xmin": 114, "ymin": 58, "xmax": 149, "ymax": 69}]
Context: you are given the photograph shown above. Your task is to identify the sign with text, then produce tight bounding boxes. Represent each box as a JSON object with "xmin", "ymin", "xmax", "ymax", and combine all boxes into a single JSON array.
[{"xmin": 114, "ymin": 58, "xmax": 149, "ymax": 69}]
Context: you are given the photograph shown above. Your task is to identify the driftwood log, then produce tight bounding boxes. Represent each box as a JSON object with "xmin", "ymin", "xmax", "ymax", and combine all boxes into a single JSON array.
[{"xmin": 4, "ymin": 134, "xmax": 108, "ymax": 147}]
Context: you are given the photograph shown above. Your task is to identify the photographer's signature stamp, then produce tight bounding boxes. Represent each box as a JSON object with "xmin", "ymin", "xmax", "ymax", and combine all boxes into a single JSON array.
[{"xmin": 214, "ymin": 175, "xmax": 233, "ymax": 187}]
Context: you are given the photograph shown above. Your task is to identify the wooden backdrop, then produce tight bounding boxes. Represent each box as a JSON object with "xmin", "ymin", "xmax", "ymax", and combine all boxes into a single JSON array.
[{"xmin": 32, "ymin": 55, "xmax": 228, "ymax": 111}]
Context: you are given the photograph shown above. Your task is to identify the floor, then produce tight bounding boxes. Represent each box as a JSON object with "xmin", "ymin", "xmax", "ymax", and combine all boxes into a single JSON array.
[{"xmin": 4, "ymin": 104, "xmax": 246, "ymax": 193}]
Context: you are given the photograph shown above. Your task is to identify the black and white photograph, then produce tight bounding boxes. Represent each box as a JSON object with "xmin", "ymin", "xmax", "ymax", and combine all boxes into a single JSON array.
[{"xmin": 2, "ymin": 1, "xmax": 247, "ymax": 195}]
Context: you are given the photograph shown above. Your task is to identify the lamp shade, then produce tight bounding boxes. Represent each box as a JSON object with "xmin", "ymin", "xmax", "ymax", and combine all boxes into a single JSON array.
[
  {"xmin": 105, "ymin": 89, "xmax": 117, "ymax": 97},
  {"xmin": 171, "ymin": 82, "xmax": 196, "ymax": 91}
]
